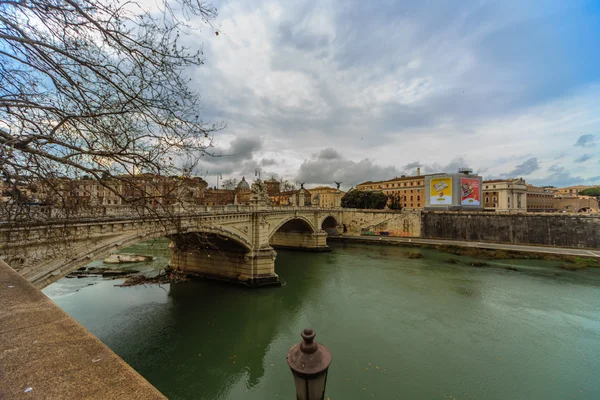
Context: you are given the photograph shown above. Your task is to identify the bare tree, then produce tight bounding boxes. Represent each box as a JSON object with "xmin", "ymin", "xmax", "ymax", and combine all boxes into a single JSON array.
[
  {"xmin": 221, "ymin": 178, "xmax": 238, "ymax": 191},
  {"xmin": 0, "ymin": 0, "xmax": 224, "ymax": 271},
  {"xmin": 280, "ymin": 180, "xmax": 296, "ymax": 192},
  {"xmin": 0, "ymin": 0, "xmax": 221, "ymax": 222}
]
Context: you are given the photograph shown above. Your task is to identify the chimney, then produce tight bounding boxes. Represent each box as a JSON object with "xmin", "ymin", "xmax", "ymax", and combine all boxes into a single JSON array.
[{"xmin": 416, "ymin": 167, "xmax": 421, "ymax": 176}]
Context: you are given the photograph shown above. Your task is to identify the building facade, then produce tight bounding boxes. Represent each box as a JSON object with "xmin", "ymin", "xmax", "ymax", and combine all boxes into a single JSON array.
[
  {"xmin": 33, "ymin": 174, "xmax": 208, "ymax": 207},
  {"xmin": 270, "ymin": 188, "xmax": 311, "ymax": 206},
  {"xmin": 526, "ymin": 185, "xmax": 555, "ymax": 212},
  {"xmin": 554, "ymin": 185, "xmax": 593, "ymax": 197},
  {"xmin": 483, "ymin": 178, "xmax": 527, "ymax": 212},
  {"xmin": 356, "ymin": 174, "xmax": 426, "ymax": 210},
  {"xmin": 308, "ymin": 186, "xmax": 344, "ymax": 208}
]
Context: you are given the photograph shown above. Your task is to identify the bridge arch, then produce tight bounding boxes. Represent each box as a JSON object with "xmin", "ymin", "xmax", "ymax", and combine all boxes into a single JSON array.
[
  {"xmin": 320, "ymin": 215, "xmax": 338, "ymax": 230},
  {"xmin": 268, "ymin": 215, "xmax": 316, "ymax": 239},
  {"xmin": 27, "ymin": 225, "xmax": 254, "ymax": 288}
]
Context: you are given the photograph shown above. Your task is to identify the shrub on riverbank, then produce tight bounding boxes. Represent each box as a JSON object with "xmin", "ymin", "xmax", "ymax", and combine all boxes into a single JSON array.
[
  {"xmin": 436, "ymin": 245, "xmax": 597, "ymax": 266},
  {"xmin": 406, "ymin": 252, "xmax": 423, "ymax": 259},
  {"xmin": 560, "ymin": 257, "xmax": 599, "ymax": 271}
]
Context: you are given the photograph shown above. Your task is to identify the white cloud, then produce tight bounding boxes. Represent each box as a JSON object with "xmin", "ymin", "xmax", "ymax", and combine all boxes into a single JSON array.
[{"xmin": 182, "ymin": 0, "xmax": 600, "ymax": 188}]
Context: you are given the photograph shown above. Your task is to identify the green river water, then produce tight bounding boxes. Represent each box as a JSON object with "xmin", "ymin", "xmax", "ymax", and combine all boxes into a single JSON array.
[{"xmin": 43, "ymin": 240, "xmax": 600, "ymax": 400}]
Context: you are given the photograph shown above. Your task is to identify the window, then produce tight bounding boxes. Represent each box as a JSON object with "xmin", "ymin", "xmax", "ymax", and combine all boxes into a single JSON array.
[
  {"xmin": 417, "ymin": 195, "xmax": 420, "ymax": 200},
  {"xmin": 410, "ymin": 203, "xmax": 413, "ymax": 207},
  {"xmin": 410, "ymin": 196, "xmax": 413, "ymax": 200},
  {"xmin": 417, "ymin": 203, "xmax": 420, "ymax": 207},
  {"xmin": 410, "ymin": 189, "xmax": 413, "ymax": 193}
]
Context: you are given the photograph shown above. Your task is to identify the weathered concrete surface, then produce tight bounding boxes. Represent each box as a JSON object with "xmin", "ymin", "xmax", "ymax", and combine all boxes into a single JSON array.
[
  {"xmin": 170, "ymin": 245, "xmax": 280, "ymax": 286},
  {"xmin": 421, "ymin": 212, "xmax": 600, "ymax": 249},
  {"xmin": 340, "ymin": 210, "xmax": 421, "ymax": 237},
  {"xmin": 0, "ymin": 260, "xmax": 166, "ymax": 400}
]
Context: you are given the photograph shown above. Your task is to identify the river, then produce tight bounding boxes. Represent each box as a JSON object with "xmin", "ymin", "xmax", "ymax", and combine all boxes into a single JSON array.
[{"xmin": 43, "ymin": 240, "xmax": 600, "ymax": 399}]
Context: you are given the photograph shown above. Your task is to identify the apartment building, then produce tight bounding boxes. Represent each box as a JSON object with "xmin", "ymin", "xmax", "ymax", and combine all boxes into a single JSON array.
[
  {"xmin": 483, "ymin": 178, "xmax": 527, "ymax": 212},
  {"xmin": 356, "ymin": 174, "xmax": 426, "ymax": 209},
  {"xmin": 526, "ymin": 185, "xmax": 555, "ymax": 212}
]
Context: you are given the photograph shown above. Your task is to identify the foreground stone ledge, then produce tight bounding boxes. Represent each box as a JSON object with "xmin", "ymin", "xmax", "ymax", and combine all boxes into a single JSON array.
[{"xmin": 0, "ymin": 260, "xmax": 166, "ymax": 400}]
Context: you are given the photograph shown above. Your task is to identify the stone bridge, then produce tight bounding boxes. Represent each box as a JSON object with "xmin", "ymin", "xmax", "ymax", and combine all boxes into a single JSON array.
[{"xmin": 0, "ymin": 206, "xmax": 343, "ymax": 288}]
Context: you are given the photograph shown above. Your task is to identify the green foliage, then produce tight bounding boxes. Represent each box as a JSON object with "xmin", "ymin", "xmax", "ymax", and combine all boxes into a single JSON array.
[
  {"xmin": 580, "ymin": 187, "xmax": 600, "ymax": 196},
  {"xmin": 341, "ymin": 190, "xmax": 388, "ymax": 209},
  {"xmin": 387, "ymin": 194, "xmax": 403, "ymax": 210}
]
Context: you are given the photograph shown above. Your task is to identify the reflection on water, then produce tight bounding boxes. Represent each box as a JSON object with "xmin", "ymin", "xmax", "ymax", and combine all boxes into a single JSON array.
[{"xmin": 45, "ymin": 241, "xmax": 600, "ymax": 399}]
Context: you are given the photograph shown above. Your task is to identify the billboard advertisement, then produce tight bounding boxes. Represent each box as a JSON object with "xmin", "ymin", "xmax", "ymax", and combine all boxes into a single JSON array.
[
  {"xmin": 430, "ymin": 177, "xmax": 452, "ymax": 205},
  {"xmin": 461, "ymin": 178, "xmax": 480, "ymax": 206}
]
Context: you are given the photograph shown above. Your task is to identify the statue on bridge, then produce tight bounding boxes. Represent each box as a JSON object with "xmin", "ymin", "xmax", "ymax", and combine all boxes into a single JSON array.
[{"xmin": 250, "ymin": 179, "xmax": 269, "ymax": 206}]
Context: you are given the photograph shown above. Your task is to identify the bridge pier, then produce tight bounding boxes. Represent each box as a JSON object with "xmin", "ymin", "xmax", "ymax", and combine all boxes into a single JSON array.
[{"xmin": 169, "ymin": 243, "xmax": 279, "ymax": 287}]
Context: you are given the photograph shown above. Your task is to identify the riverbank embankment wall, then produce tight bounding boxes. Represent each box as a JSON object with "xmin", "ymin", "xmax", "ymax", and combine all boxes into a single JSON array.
[
  {"xmin": 340, "ymin": 210, "xmax": 600, "ymax": 249},
  {"xmin": 420, "ymin": 212, "xmax": 600, "ymax": 249},
  {"xmin": 340, "ymin": 210, "xmax": 422, "ymax": 237}
]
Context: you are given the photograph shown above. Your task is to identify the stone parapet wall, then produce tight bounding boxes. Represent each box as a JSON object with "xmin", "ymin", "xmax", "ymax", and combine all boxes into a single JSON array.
[{"xmin": 421, "ymin": 211, "xmax": 600, "ymax": 249}]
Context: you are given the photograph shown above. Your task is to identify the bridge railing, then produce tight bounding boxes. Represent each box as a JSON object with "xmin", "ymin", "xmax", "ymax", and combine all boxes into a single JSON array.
[{"xmin": 0, "ymin": 203, "xmax": 344, "ymax": 226}]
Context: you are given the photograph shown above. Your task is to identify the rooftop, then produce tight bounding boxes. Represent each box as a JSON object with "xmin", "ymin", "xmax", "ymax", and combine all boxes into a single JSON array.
[{"xmin": 357, "ymin": 174, "xmax": 433, "ymax": 186}]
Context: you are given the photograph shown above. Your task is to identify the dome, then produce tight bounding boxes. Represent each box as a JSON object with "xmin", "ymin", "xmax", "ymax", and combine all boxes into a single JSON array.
[{"xmin": 237, "ymin": 176, "xmax": 250, "ymax": 191}]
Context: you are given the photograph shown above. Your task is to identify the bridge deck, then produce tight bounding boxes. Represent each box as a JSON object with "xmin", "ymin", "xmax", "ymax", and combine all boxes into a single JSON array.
[{"xmin": 0, "ymin": 260, "xmax": 165, "ymax": 399}]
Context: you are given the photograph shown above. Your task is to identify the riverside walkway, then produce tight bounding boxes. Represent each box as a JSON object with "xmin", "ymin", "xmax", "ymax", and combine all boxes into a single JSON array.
[
  {"xmin": 0, "ymin": 260, "xmax": 165, "ymax": 399},
  {"xmin": 331, "ymin": 235, "xmax": 600, "ymax": 258}
]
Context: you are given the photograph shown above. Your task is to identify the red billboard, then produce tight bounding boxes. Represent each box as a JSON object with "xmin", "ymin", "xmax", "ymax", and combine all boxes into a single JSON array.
[{"xmin": 461, "ymin": 178, "xmax": 480, "ymax": 206}]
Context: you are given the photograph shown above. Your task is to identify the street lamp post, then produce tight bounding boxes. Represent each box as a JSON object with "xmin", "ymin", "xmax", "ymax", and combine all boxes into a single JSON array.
[{"xmin": 287, "ymin": 329, "xmax": 332, "ymax": 400}]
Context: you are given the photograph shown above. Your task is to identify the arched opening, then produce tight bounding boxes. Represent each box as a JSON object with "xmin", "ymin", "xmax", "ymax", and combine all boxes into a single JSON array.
[
  {"xmin": 170, "ymin": 232, "xmax": 249, "ymax": 255},
  {"xmin": 321, "ymin": 216, "xmax": 339, "ymax": 236},
  {"xmin": 275, "ymin": 218, "xmax": 314, "ymax": 234},
  {"xmin": 269, "ymin": 217, "xmax": 327, "ymax": 251}
]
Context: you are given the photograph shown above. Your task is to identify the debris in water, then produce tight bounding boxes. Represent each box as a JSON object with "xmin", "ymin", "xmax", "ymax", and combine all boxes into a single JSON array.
[{"xmin": 116, "ymin": 268, "xmax": 188, "ymax": 287}]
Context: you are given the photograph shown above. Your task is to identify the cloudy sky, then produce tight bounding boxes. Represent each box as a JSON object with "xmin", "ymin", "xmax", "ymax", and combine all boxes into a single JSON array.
[{"xmin": 181, "ymin": 0, "xmax": 600, "ymax": 190}]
